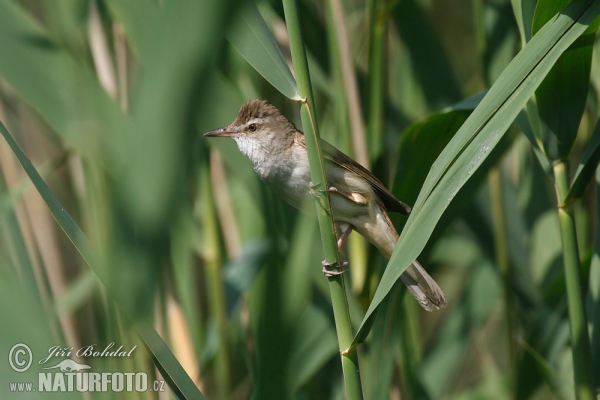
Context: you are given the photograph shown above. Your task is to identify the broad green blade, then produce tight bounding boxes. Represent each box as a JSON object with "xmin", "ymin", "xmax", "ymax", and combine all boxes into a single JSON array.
[
  {"xmin": 533, "ymin": 0, "xmax": 599, "ymax": 161},
  {"xmin": 0, "ymin": 121, "xmax": 205, "ymax": 399},
  {"xmin": 393, "ymin": 94, "xmax": 521, "ymax": 244},
  {"xmin": 393, "ymin": 110, "xmax": 471, "ymax": 208},
  {"xmin": 352, "ymin": 0, "xmax": 600, "ymax": 346},
  {"xmin": 566, "ymin": 118, "xmax": 600, "ymax": 203},
  {"xmin": 227, "ymin": 2, "xmax": 299, "ymax": 100}
]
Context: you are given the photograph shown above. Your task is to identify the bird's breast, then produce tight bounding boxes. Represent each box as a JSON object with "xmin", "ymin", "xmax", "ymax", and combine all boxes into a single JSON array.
[{"xmin": 263, "ymin": 145, "xmax": 312, "ymax": 210}]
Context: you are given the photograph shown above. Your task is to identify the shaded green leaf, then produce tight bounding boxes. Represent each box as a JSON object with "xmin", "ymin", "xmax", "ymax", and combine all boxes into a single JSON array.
[
  {"xmin": 565, "ymin": 118, "xmax": 600, "ymax": 203},
  {"xmin": 223, "ymin": 239, "xmax": 270, "ymax": 316},
  {"xmin": 588, "ymin": 168, "xmax": 600, "ymax": 390},
  {"xmin": 288, "ymin": 305, "xmax": 338, "ymax": 392},
  {"xmin": 511, "ymin": 0, "xmax": 537, "ymax": 44},
  {"xmin": 420, "ymin": 241, "xmax": 501, "ymax": 398},
  {"xmin": 392, "ymin": 0, "xmax": 463, "ymax": 110},
  {"xmin": 352, "ymin": 0, "xmax": 600, "ymax": 346},
  {"xmin": 227, "ymin": 2, "xmax": 299, "ymax": 100},
  {"xmin": 481, "ymin": 0, "xmax": 520, "ymax": 84},
  {"xmin": 533, "ymin": 0, "xmax": 597, "ymax": 160},
  {"xmin": 517, "ymin": 104, "xmax": 553, "ymax": 173}
]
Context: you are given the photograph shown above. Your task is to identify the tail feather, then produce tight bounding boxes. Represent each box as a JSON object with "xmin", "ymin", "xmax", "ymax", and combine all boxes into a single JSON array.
[
  {"xmin": 352, "ymin": 206, "xmax": 447, "ymax": 311},
  {"xmin": 401, "ymin": 261, "xmax": 447, "ymax": 311}
]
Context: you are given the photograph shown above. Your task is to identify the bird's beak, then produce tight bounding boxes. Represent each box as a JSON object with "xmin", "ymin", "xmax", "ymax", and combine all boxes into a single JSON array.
[{"xmin": 203, "ymin": 127, "xmax": 236, "ymax": 138}]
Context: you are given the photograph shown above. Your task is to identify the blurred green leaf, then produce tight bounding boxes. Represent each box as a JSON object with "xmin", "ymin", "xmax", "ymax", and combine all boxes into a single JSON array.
[
  {"xmin": 54, "ymin": 270, "xmax": 98, "ymax": 314},
  {"xmin": 421, "ymin": 238, "xmax": 501, "ymax": 398},
  {"xmin": 227, "ymin": 2, "xmax": 299, "ymax": 100},
  {"xmin": 0, "ymin": 177, "xmax": 37, "ymax": 288},
  {"xmin": 565, "ymin": 118, "xmax": 600, "ymax": 203},
  {"xmin": 0, "ymin": 274, "xmax": 75, "ymax": 399},
  {"xmin": 41, "ymin": 0, "xmax": 88, "ymax": 57},
  {"xmin": 516, "ymin": 304, "xmax": 569, "ymax": 398},
  {"xmin": 288, "ymin": 304, "xmax": 338, "ymax": 392},
  {"xmin": 366, "ymin": 285, "xmax": 406, "ymax": 400},
  {"xmin": 0, "ymin": 120, "xmax": 205, "ymax": 399},
  {"xmin": 0, "ymin": 0, "xmax": 125, "ymax": 160},
  {"xmin": 589, "ymin": 169, "xmax": 600, "ymax": 390},
  {"xmin": 106, "ymin": 0, "xmax": 232, "ymax": 232},
  {"xmin": 248, "ymin": 209, "xmax": 320, "ymax": 398},
  {"xmin": 223, "ymin": 239, "xmax": 270, "ymax": 316},
  {"xmin": 480, "ymin": 0, "xmax": 520, "ymax": 84},
  {"xmin": 353, "ymin": 0, "xmax": 600, "ymax": 346},
  {"xmin": 392, "ymin": 0, "xmax": 462, "ymax": 110},
  {"xmin": 533, "ymin": 0, "xmax": 597, "ymax": 161},
  {"xmin": 512, "ymin": 0, "xmax": 537, "ymax": 44},
  {"xmin": 517, "ymin": 104, "xmax": 553, "ymax": 173}
]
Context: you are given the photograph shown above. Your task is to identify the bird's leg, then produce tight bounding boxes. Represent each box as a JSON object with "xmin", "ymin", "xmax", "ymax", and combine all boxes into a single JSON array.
[
  {"xmin": 308, "ymin": 181, "xmax": 323, "ymax": 196},
  {"xmin": 310, "ymin": 183, "xmax": 353, "ymax": 276},
  {"xmin": 322, "ymin": 260, "xmax": 348, "ymax": 277},
  {"xmin": 337, "ymin": 224, "xmax": 353, "ymax": 249},
  {"xmin": 320, "ymin": 224, "xmax": 352, "ymax": 277}
]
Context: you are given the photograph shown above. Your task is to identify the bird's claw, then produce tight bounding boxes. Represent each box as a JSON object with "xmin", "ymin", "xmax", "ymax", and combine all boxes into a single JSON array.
[
  {"xmin": 309, "ymin": 182, "xmax": 332, "ymax": 213},
  {"xmin": 310, "ymin": 184, "xmax": 340, "ymax": 196},
  {"xmin": 322, "ymin": 260, "xmax": 348, "ymax": 277},
  {"xmin": 309, "ymin": 181, "xmax": 325, "ymax": 197}
]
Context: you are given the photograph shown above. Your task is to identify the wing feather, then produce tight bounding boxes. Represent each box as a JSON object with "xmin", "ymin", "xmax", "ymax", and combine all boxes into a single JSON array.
[{"xmin": 294, "ymin": 133, "xmax": 411, "ymax": 215}]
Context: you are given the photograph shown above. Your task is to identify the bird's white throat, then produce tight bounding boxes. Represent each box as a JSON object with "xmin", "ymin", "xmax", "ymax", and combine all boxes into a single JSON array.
[{"xmin": 234, "ymin": 136, "xmax": 274, "ymax": 179}]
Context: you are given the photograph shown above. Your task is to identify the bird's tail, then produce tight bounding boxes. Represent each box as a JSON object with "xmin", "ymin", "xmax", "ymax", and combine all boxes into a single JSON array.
[
  {"xmin": 376, "ymin": 212, "xmax": 446, "ymax": 311},
  {"xmin": 353, "ymin": 208, "xmax": 447, "ymax": 311},
  {"xmin": 401, "ymin": 260, "xmax": 447, "ymax": 311}
]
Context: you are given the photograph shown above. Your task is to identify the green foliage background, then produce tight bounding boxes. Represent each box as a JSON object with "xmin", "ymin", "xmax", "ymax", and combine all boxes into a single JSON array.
[{"xmin": 0, "ymin": 0, "xmax": 599, "ymax": 399}]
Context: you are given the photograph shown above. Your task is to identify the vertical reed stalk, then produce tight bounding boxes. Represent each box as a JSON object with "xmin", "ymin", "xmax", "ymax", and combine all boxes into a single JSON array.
[
  {"xmin": 282, "ymin": 0, "xmax": 363, "ymax": 397},
  {"xmin": 553, "ymin": 160, "xmax": 593, "ymax": 400}
]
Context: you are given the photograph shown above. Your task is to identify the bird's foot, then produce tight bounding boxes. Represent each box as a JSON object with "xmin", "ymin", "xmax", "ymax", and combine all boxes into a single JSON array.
[
  {"xmin": 322, "ymin": 260, "xmax": 348, "ymax": 277},
  {"xmin": 309, "ymin": 182, "xmax": 330, "ymax": 212},
  {"xmin": 309, "ymin": 181, "xmax": 326, "ymax": 196}
]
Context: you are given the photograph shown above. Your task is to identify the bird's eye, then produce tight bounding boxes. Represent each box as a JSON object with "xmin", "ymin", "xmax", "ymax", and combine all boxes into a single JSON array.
[{"xmin": 248, "ymin": 123, "xmax": 257, "ymax": 132}]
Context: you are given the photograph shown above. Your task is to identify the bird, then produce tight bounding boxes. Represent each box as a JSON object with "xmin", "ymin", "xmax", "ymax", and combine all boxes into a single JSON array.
[{"xmin": 204, "ymin": 100, "xmax": 446, "ymax": 311}]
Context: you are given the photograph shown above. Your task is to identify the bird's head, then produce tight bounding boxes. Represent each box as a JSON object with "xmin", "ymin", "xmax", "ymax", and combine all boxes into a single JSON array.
[{"xmin": 204, "ymin": 100, "xmax": 297, "ymax": 158}]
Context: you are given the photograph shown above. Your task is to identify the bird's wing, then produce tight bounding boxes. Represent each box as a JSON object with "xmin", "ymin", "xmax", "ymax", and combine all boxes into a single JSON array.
[{"xmin": 294, "ymin": 133, "xmax": 411, "ymax": 215}]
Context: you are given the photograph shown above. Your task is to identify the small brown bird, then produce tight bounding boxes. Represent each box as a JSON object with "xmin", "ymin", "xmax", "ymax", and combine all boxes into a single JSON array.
[{"xmin": 205, "ymin": 100, "xmax": 446, "ymax": 311}]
